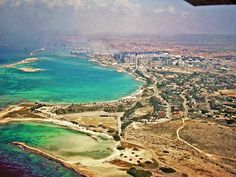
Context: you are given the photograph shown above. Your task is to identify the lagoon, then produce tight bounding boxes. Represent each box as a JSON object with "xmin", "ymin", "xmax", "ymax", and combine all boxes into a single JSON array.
[{"xmin": 0, "ymin": 121, "xmax": 115, "ymax": 177}]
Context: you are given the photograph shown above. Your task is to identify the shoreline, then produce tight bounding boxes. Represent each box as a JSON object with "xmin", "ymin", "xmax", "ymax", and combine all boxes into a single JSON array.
[
  {"xmin": 12, "ymin": 142, "xmax": 91, "ymax": 177},
  {"xmin": 0, "ymin": 54, "xmax": 144, "ymax": 107},
  {"xmin": 18, "ymin": 67, "xmax": 45, "ymax": 73},
  {"xmin": 0, "ymin": 118, "xmax": 113, "ymax": 139},
  {"xmin": 88, "ymin": 57, "xmax": 145, "ymax": 84},
  {"xmin": 0, "ymin": 53, "xmax": 147, "ymax": 177},
  {"xmin": 0, "ymin": 57, "xmax": 45, "ymax": 73},
  {"xmin": 86, "ymin": 57, "xmax": 144, "ymax": 104},
  {"xmin": 1, "ymin": 58, "xmax": 39, "ymax": 68},
  {"xmin": 71, "ymin": 55, "xmax": 145, "ymax": 105},
  {"xmin": 0, "ymin": 118, "xmax": 125, "ymax": 177}
]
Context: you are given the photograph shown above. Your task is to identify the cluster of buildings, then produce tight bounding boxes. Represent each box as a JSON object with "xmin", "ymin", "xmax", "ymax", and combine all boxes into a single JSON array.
[{"xmin": 68, "ymin": 36, "xmax": 235, "ymax": 126}]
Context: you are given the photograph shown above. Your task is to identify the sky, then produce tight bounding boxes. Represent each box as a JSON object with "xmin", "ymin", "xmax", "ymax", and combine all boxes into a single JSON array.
[{"xmin": 0, "ymin": 0, "xmax": 236, "ymax": 46}]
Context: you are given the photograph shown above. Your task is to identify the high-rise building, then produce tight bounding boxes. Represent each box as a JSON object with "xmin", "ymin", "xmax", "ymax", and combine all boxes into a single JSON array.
[{"xmin": 135, "ymin": 53, "xmax": 138, "ymax": 70}]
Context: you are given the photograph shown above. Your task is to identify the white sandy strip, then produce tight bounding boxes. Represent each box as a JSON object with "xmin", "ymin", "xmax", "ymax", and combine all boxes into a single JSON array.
[
  {"xmin": 0, "ymin": 106, "xmax": 24, "ymax": 119},
  {"xmin": 0, "ymin": 118, "xmax": 113, "ymax": 139},
  {"xmin": 1, "ymin": 58, "xmax": 39, "ymax": 68}
]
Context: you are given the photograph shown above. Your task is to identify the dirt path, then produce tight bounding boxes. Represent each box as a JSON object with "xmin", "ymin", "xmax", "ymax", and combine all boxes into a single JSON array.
[
  {"xmin": 176, "ymin": 118, "xmax": 213, "ymax": 158},
  {"xmin": 177, "ymin": 118, "xmax": 236, "ymax": 162},
  {"xmin": 177, "ymin": 92, "xmax": 214, "ymax": 158}
]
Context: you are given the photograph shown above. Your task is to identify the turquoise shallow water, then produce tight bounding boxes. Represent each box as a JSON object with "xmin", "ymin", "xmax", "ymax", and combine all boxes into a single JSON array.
[
  {"xmin": 0, "ymin": 48, "xmax": 138, "ymax": 176},
  {"xmin": 0, "ymin": 122, "xmax": 87, "ymax": 177},
  {"xmin": 0, "ymin": 53, "xmax": 140, "ymax": 106}
]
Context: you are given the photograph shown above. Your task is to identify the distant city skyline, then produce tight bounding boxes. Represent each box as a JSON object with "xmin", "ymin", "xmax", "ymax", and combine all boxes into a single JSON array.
[{"xmin": 0, "ymin": 0, "xmax": 236, "ymax": 46}]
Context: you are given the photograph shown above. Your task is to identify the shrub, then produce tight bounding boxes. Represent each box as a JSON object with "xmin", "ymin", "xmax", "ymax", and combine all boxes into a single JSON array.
[{"xmin": 127, "ymin": 167, "xmax": 152, "ymax": 177}]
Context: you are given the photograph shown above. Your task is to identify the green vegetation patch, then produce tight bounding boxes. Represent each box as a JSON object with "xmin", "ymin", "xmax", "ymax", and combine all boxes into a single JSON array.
[
  {"xmin": 127, "ymin": 167, "xmax": 152, "ymax": 177},
  {"xmin": 159, "ymin": 167, "xmax": 176, "ymax": 173}
]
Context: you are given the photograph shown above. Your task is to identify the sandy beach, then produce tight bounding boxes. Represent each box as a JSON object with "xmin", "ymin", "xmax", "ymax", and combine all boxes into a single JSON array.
[
  {"xmin": 1, "ymin": 57, "xmax": 46, "ymax": 73},
  {"xmin": 0, "ymin": 54, "xmax": 149, "ymax": 177},
  {"xmin": 0, "ymin": 117, "xmax": 131, "ymax": 177},
  {"xmin": 18, "ymin": 67, "xmax": 45, "ymax": 72},
  {"xmin": 0, "ymin": 117, "xmax": 113, "ymax": 139},
  {"xmin": 2, "ymin": 58, "xmax": 39, "ymax": 68}
]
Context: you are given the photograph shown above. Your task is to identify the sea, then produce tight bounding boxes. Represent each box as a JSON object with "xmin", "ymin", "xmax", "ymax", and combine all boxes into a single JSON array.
[
  {"xmin": 0, "ymin": 122, "xmax": 85, "ymax": 177},
  {"xmin": 0, "ymin": 46, "xmax": 140, "ymax": 176},
  {"xmin": 0, "ymin": 47, "xmax": 140, "ymax": 107}
]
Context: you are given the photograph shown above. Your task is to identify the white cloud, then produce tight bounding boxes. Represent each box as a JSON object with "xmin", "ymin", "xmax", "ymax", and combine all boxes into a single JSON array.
[
  {"xmin": 0, "ymin": 0, "xmax": 141, "ymax": 14},
  {"xmin": 181, "ymin": 11, "xmax": 189, "ymax": 17},
  {"xmin": 94, "ymin": 0, "xmax": 110, "ymax": 8},
  {"xmin": 154, "ymin": 6, "xmax": 176, "ymax": 14},
  {"xmin": 154, "ymin": 8, "xmax": 165, "ymax": 14},
  {"xmin": 167, "ymin": 6, "xmax": 176, "ymax": 14},
  {"xmin": 114, "ymin": 0, "xmax": 141, "ymax": 13}
]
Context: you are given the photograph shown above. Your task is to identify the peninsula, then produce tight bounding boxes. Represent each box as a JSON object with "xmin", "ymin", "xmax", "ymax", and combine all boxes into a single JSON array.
[
  {"xmin": 3, "ymin": 58, "xmax": 39, "ymax": 68},
  {"xmin": 2, "ymin": 58, "xmax": 44, "ymax": 72}
]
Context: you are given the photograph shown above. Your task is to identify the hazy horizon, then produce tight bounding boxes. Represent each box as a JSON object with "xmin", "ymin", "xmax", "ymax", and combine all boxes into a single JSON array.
[{"xmin": 0, "ymin": 0, "xmax": 236, "ymax": 47}]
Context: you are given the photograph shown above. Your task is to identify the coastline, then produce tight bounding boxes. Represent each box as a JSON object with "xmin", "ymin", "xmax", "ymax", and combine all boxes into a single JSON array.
[
  {"xmin": 0, "ymin": 118, "xmax": 113, "ymax": 139},
  {"xmin": 0, "ymin": 57, "xmax": 45, "ymax": 73},
  {"xmin": 0, "ymin": 54, "xmax": 144, "ymax": 107},
  {"xmin": 82, "ymin": 56, "xmax": 145, "ymax": 104},
  {"xmin": 18, "ymin": 67, "xmax": 45, "ymax": 72},
  {"xmin": 12, "ymin": 142, "xmax": 91, "ymax": 177},
  {"xmin": 0, "ymin": 53, "xmax": 147, "ymax": 177},
  {"xmin": 1, "ymin": 58, "xmax": 39, "ymax": 68},
  {"xmin": 0, "ymin": 118, "xmax": 127, "ymax": 177}
]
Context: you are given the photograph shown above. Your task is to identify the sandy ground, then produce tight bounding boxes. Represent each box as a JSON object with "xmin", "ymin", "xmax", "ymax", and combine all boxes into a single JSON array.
[
  {"xmin": 1, "ymin": 58, "xmax": 39, "ymax": 68},
  {"xmin": 61, "ymin": 111, "xmax": 123, "ymax": 131},
  {"xmin": 18, "ymin": 67, "xmax": 45, "ymax": 72},
  {"xmin": 0, "ymin": 116, "xmax": 134, "ymax": 177},
  {"xmin": 219, "ymin": 89, "xmax": 236, "ymax": 98},
  {"xmin": 0, "ymin": 104, "xmax": 199, "ymax": 177},
  {"xmin": 133, "ymin": 106, "xmax": 153, "ymax": 118},
  {"xmin": 0, "ymin": 117, "xmax": 112, "ymax": 139},
  {"xmin": 124, "ymin": 119, "xmax": 236, "ymax": 177},
  {"xmin": 0, "ymin": 105, "xmax": 23, "ymax": 119}
]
